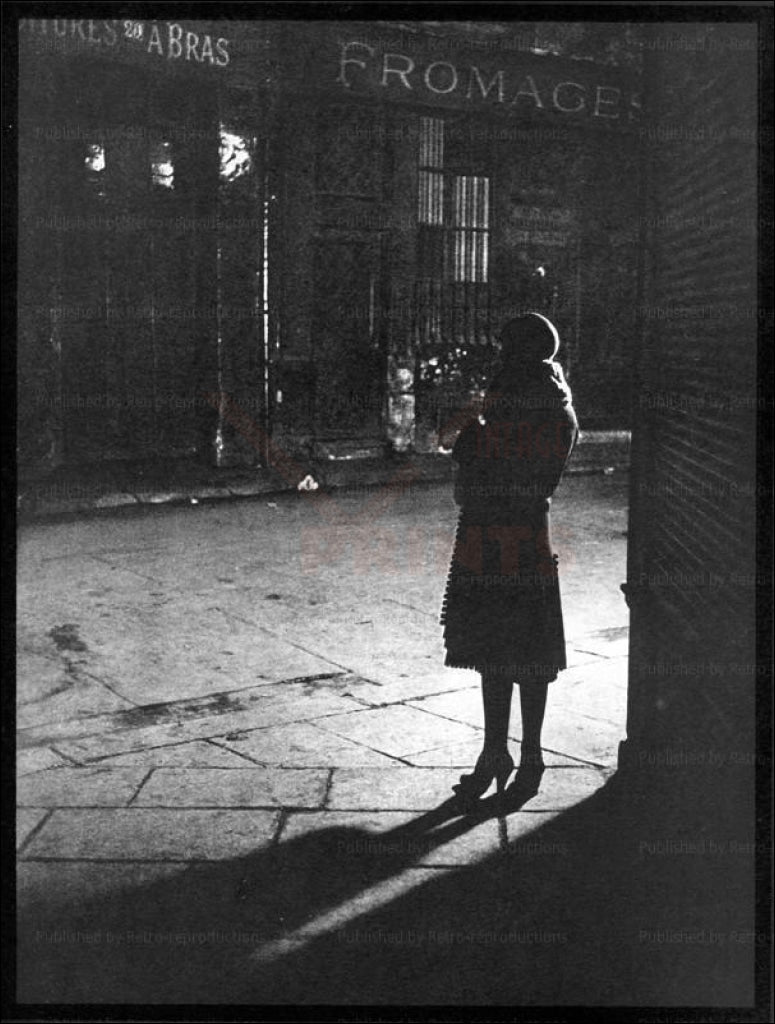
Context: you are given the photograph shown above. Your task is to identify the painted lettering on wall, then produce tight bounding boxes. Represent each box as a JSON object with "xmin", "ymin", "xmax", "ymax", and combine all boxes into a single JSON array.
[
  {"xmin": 337, "ymin": 40, "xmax": 639, "ymax": 120},
  {"xmin": 19, "ymin": 19, "xmax": 230, "ymax": 67}
]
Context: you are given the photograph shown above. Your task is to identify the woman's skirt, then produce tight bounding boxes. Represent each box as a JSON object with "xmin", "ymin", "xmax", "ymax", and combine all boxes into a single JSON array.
[{"xmin": 440, "ymin": 500, "xmax": 567, "ymax": 683}]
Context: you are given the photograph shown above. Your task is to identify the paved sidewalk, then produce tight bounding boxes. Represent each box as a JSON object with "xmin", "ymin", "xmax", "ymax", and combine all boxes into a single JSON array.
[{"xmin": 16, "ymin": 473, "xmax": 641, "ymax": 1004}]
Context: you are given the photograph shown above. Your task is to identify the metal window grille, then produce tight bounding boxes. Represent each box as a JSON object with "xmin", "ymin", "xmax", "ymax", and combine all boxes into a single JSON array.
[
  {"xmin": 415, "ymin": 116, "xmax": 491, "ymax": 362},
  {"xmin": 452, "ymin": 174, "xmax": 489, "ymax": 283}
]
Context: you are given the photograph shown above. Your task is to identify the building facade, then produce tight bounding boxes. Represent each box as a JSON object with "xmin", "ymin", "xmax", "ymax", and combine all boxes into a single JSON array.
[{"xmin": 18, "ymin": 18, "xmax": 642, "ymax": 477}]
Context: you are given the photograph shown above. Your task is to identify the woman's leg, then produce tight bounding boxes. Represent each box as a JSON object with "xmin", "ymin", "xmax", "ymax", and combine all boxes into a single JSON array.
[
  {"xmin": 518, "ymin": 681, "xmax": 548, "ymax": 767},
  {"xmin": 452, "ymin": 669, "xmax": 515, "ymax": 801},
  {"xmin": 480, "ymin": 669, "xmax": 514, "ymax": 759}
]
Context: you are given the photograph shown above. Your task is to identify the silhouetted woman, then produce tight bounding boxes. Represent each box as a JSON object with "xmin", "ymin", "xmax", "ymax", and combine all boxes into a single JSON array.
[{"xmin": 440, "ymin": 312, "xmax": 579, "ymax": 808}]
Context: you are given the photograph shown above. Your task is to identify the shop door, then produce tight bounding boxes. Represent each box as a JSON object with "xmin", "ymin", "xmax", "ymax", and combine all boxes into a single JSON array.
[
  {"xmin": 308, "ymin": 103, "xmax": 387, "ymax": 456},
  {"xmin": 311, "ymin": 234, "xmax": 384, "ymax": 452},
  {"xmin": 53, "ymin": 64, "xmax": 219, "ymax": 464}
]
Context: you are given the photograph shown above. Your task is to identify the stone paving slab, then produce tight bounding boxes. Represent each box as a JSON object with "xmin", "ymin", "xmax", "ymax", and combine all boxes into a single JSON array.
[
  {"xmin": 558, "ymin": 663, "xmax": 628, "ymax": 725},
  {"xmin": 406, "ymin": 688, "xmax": 487, "ymax": 730},
  {"xmin": 407, "ymin": 684, "xmax": 625, "ymax": 764},
  {"xmin": 272, "ymin": 598, "xmax": 442, "ymax": 640},
  {"xmin": 375, "ymin": 596, "xmax": 447, "ymax": 634},
  {"xmin": 218, "ymin": 593, "xmax": 372, "ymax": 633},
  {"xmin": 17, "ymin": 809, "xmax": 49, "ymax": 850},
  {"xmin": 257, "ymin": 627, "xmax": 444, "ymax": 689},
  {"xmin": 235, "ymin": 585, "xmax": 441, "ymax": 626},
  {"xmin": 538, "ymin": 708, "xmax": 624, "ymax": 767},
  {"xmin": 46, "ymin": 724, "xmax": 236, "ymax": 764},
  {"xmin": 327, "ymin": 654, "xmax": 449, "ymax": 690},
  {"xmin": 22, "ymin": 808, "xmax": 281, "ymax": 861},
  {"xmin": 17, "ymin": 679, "xmax": 136, "ymax": 731},
  {"xmin": 17, "ymin": 767, "xmax": 148, "ymax": 807},
  {"xmin": 17, "ymin": 860, "xmax": 190, "ymax": 916},
  {"xmin": 563, "ymin": 608, "xmax": 629, "ymax": 645},
  {"xmin": 563, "ymin": 613, "xmax": 630, "ymax": 641},
  {"xmin": 247, "ymin": 862, "xmax": 443, "ymax": 962},
  {"xmin": 16, "ymin": 650, "xmax": 73, "ymax": 701},
  {"xmin": 561, "ymin": 656, "xmax": 629, "ymax": 689},
  {"xmin": 133, "ymin": 768, "xmax": 329, "ymax": 808},
  {"xmin": 329, "ymin": 768, "xmax": 468, "ymax": 811},
  {"xmin": 280, "ymin": 810, "xmax": 504, "ymax": 868},
  {"xmin": 571, "ymin": 636, "xmax": 630, "ymax": 660},
  {"xmin": 326, "ymin": 766, "xmax": 612, "ymax": 813},
  {"xmin": 17, "ymin": 747, "xmax": 70, "ymax": 776},
  {"xmin": 52, "ymin": 617, "xmax": 341, "ymax": 706},
  {"xmin": 321, "ymin": 671, "xmax": 478, "ymax": 708},
  {"xmin": 426, "ymin": 809, "xmax": 565, "ymax": 867},
  {"xmin": 95, "ymin": 739, "xmax": 261, "ymax": 768},
  {"xmin": 502, "ymin": 767, "xmax": 614, "ymax": 810},
  {"xmin": 401, "ymin": 739, "xmax": 583, "ymax": 769},
  {"xmin": 564, "ymin": 647, "xmax": 616, "ymax": 669},
  {"xmin": 314, "ymin": 704, "xmax": 483, "ymax": 758},
  {"xmin": 18, "ymin": 559, "xmax": 158, "ymax": 620},
  {"xmin": 97, "ymin": 545, "xmax": 292, "ymax": 593},
  {"xmin": 17, "ymin": 651, "xmax": 135, "ymax": 730},
  {"xmin": 19, "ymin": 683, "xmax": 368, "ymax": 759},
  {"xmin": 215, "ymin": 723, "xmax": 399, "ymax": 767},
  {"xmin": 21, "ymin": 579, "xmax": 349, "ymax": 701}
]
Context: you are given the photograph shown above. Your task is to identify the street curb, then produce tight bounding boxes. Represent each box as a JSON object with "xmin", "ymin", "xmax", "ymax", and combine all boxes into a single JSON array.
[{"xmin": 18, "ymin": 432, "xmax": 630, "ymax": 522}]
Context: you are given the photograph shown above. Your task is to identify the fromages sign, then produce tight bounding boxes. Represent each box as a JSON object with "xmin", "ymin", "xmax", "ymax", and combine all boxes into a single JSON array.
[{"xmin": 337, "ymin": 39, "xmax": 640, "ymax": 122}]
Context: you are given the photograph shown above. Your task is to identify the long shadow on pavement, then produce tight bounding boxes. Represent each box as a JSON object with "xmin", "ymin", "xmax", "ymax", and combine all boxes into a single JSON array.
[{"xmin": 16, "ymin": 768, "xmax": 756, "ymax": 1007}]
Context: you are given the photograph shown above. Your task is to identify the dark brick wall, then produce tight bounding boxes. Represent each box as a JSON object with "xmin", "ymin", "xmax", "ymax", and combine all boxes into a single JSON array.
[{"xmin": 624, "ymin": 23, "xmax": 759, "ymax": 767}]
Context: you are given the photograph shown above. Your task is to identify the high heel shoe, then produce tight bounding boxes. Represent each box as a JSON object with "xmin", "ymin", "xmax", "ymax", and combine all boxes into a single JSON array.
[
  {"xmin": 452, "ymin": 750, "xmax": 515, "ymax": 809},
  {"xmin": 509, "ymin": 759, "xmax": 546, "ymax": 800}
]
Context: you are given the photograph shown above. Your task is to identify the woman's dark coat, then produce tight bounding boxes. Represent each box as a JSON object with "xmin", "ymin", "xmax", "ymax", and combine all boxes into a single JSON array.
[{"xmin": 441, "ymin": 361, "xmax": 579, "ymax": 682}]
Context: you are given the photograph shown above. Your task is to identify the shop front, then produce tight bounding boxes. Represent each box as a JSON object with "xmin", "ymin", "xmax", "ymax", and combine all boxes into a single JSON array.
[
  {"xmin": 270, "ymin": 21, "xmax": 642, "ymax": 461},
  {"xmin": 18, "ymin": 17, "xmax": 271, "ymax": 474}
]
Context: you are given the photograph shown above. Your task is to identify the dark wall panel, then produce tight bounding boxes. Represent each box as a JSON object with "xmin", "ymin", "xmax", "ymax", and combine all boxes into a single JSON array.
[{"xmin": 625, "ymin": 22, "xmax": 758, "ymax": 766}]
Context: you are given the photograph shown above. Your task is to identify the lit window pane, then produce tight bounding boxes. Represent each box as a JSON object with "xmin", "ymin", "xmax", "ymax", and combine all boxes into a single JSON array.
[
  {"xmin": 84, "ymin": 141, "xmax": 106, "ymax": 197},
  {"xmin": 418, "ymin": 171, "xmax": 444, "ymax": 225},
  {"xmin": 454, "ymin": 175, "xmax": 489, "ymax": 228},
  {"xmin": 453, "ymin": 229, "xmax": 489, "ymax": 283},
  {"xmin": 150, "ymin": 140, "xmax": 174, "ymax": 189},
  {"xmin": 85, "ymin": 143, "xmax": 105, "ymax": 174},
  {"xmin": 419, "ymin": 116, "xmax": 444, "ymax": 168},
  {"xmin": 219, "ymin": 128, "xmax": 253, "ymax": 183}
]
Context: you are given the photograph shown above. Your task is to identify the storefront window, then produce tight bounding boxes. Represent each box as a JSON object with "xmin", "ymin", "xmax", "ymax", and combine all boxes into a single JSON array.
[
  {"xmin": 84, "ymin": 143, "xmax": 105, "ymax": 174},
  {"xmin": 417, "ymin": 116, "xmax": 490, "ymax": 284},
  {"xmin": 150, "ymin": 140, "xmax": 175, "ymax": 189},
  {"xmin": 219, "ymin": 128, "xmax": 253, "ymax": 183},
  {"xmin": 418, "ymin": 170, "xmax": 444, "ymax": 226},
  {"xmin": 418, "ymin": 114, "xmax": 444, "ymax": 167},
  {"xmin": 452, "ymin": 174, "xmax": 489, "ymax": 283},
  {"xmin": 84, "ymin": 141, "xmax": 106, "ymax": 196},
  {"xmin": 416, "ymin": 114, "xmax": 492, "ymax": 388}
]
